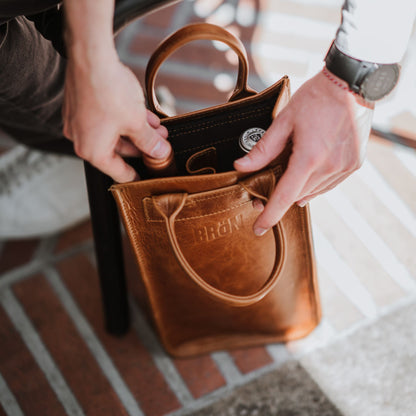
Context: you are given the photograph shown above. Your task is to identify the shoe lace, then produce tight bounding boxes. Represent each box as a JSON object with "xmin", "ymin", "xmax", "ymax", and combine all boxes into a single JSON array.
[{"xmin": 0, "ymin": 149, "xmax": 58, "ymax": 195}]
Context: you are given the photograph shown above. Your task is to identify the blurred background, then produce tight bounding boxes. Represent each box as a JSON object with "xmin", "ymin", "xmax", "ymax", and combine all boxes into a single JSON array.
[{"xmin": 0, "ymin": 1, "xmax": 415, "ymax": 415}]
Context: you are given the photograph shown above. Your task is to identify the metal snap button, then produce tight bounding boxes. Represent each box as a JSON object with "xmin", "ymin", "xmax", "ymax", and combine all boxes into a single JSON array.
[{"xmin": 239, "ymin": 127, "xmax": 266, "ymax": 153}]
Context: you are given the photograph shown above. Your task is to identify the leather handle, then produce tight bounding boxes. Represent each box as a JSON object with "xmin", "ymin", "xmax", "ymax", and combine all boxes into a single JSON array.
[
  {"xmin": 152, "ymin": 172, "xmax": 286, "ymax": 307},
  {"xmin": 145, "ymin": 23, "xmax": 257, "ymax": 118}
]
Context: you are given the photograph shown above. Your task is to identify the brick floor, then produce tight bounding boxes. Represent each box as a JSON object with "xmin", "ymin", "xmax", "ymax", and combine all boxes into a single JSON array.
[{"xmin": 1, "ymin": 1, "xmax": 416, "ymax": 416}]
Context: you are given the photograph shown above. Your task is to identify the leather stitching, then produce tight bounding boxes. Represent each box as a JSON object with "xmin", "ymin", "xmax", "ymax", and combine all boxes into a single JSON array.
[
  {"xmin": 144, "ymin": 200, "xmax": 251, "ymax": 222},
  {"xmin": 143, "ymin": 187, "xmax": 245, "ymax": 220},
  {"xmin": 175, "ymin": 136, "xmax": 235, "ymax": 155},
  {"xmin": 167, "ymin": 106, "xmax": 272, "ymax": 138}
]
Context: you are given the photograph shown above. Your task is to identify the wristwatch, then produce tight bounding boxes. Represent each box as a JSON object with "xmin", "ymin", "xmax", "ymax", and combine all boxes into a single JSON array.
[{"xmin": 325, "ymin": 42, "xmax": 400, "ymax": 101}]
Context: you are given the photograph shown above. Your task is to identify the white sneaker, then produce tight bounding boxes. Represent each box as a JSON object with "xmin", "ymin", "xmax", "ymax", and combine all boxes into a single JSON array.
[{"xmin": 0, "ymin": 146, "xmax": 90, "ymax": 239}]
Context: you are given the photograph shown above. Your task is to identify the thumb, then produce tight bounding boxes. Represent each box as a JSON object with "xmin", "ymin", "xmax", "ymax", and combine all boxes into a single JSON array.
[{"xmin": 234, "ymin": 112, "xmax": 292, "ymax": 172}]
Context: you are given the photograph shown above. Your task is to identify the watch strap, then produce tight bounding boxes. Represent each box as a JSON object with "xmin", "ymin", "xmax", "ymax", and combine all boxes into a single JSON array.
[{"xmin": 325, "ymin": 42, "xmax": 374, "ymax": 94}]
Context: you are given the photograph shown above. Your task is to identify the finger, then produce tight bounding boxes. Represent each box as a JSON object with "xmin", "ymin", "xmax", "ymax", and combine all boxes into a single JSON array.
[
  {"xmin": 252, "ymin": 198, "xmax": 265, "ymax": 212},
  {"xmin": 146, "ymin": 110, "xmax": 169, "ymax": 139},
  {"xmin": 297, "ymin": 172, "xmax": 351, "ymax": 206},
  {"xmin": 146, "ymin": 110, "xmax": 162, "ymax": 128},
  {"xmin": 156, "ymin": 124, "xmax": 169, "ymax": 139},
  {"xmin": 234, "ymin": 112, "xmax": 292, "ymax": 172},
  {"xmin": 93, "ymin": 151, "xmax": 140, "ymax": 183},
  {"xmin": 297, "ymin": 170, "xmax": 339, "ymax": 201},
  {"xmin": 253, "ymin": 151, "xmax": 312, "ymax": 235},
  {"xmin": 115, "ymin": 137, "xmax": 142, "ymax": 157},
  {"xmin": 128, "ymin": 122, "xmax": 171, "ymax": 159}
]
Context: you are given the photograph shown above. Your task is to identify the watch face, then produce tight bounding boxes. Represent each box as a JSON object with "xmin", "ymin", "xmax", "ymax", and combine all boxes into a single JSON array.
[{"xmin": 361, "ymin": 64, "xmax": 400, "ymax": 101}]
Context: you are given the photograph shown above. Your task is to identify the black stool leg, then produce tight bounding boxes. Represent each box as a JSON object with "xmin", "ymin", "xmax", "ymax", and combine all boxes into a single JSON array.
[{"xmin": 84, "ymin": 161, "xmax": 130, "ymax": 335}]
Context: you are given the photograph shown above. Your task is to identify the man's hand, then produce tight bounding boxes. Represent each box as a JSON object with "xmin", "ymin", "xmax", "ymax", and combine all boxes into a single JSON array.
[
  {"xmin": 63, "ymin": 0, "xmax": 169, "ymax": 183},
  {"xmin": 234, "ymin": 70, "xmax": 374, "ymax": 236},
  {"xmin": 63, "ymin": 53, "xmax": 169, "ymax": 183}
]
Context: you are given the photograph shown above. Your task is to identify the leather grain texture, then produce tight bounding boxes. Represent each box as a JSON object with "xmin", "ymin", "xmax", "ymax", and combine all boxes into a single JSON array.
[{"xmin": 111, "ymin": 23, "xmax": 321, "ymax": 357}]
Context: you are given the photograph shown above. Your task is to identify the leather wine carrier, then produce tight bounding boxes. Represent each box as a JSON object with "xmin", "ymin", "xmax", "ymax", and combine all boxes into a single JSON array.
[{"xmin": 111, "ymin": 23, "xmax": 321, "ymax": 357}]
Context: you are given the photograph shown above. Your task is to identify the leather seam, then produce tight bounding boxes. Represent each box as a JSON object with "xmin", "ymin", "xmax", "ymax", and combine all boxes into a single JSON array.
[
  {"xmin": 299, "ymin": 206, "xmax": 321, "ymax": 320},
  {"xmin": 175, "ymin": 136, "xmax": 235, "ymax": 155},
  {"xmin": 167, "ymin": 106, "xmax": 272, "ymax": 138},
  {"xmin": 186, "ymin": 147, "xmax": 216, "ymax": 174},
  {"xmin": 143, "ymin": 187, "xmax": 246, "ymax": 220},
  {"xmin": 189, "ymin": 188, "xmax": 242, "ymax": 203},
  {"xmin": 144, "ymin": 200, "xmax": 251, "ymax": 222}
]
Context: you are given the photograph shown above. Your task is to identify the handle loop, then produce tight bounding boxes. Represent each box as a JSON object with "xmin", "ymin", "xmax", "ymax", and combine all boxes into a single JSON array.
[
  {"xmin": 152, "ymin": 175, "xmax": 286, "ymax": 307},
  {"xmin": 145, "ymin": 23, "xmax": 257, "ymax": 118}
]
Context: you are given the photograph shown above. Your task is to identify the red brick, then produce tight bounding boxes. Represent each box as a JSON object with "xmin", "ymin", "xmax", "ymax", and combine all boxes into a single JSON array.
[
  {"xmin": 13, "ymin": 275, "xmax": 128, "ymax": 416},
  {"xmin": 186, "ymin": 16, "xmax": 259, "ymax": 44},
  {"xmin": 174, "ymin": 355, "xmax": 226, "ymax": 398},
  {"xmin": 57, "ymin": 254, "xmax": 181, "ymax": 416},
  {"xmin": 230, "ymin": 346, "xmax": 273, "ymax": 375},
  {"xmin": 0, "ymin": 239, "xmax": 39, "ymax": 274},
  {"xmin": 128, "ymin": 33, "xmax": 162, "ymax": 57},
  {"xmin": 54, "ymin": 219, "xmax": 92, "ymax": 254},
  {"xmin": 140, "ymin": 2, "xmax": 181, "ymax": 29},
  {"xmin": 131, "ymin": 66, "xmax": 234, "ymax": 108},
  {"xmin": 129, "ymin": 33, "xmax": 237, "ymax": 74},
  {"xmin": 0, "ymin": 306, "xmax": 66, "ymax": 416}
]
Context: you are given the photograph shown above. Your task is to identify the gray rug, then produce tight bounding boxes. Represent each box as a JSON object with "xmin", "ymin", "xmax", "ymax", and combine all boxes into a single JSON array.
[{"xmin": 188, "ymin": 361, "xmax": 342, "ymax": 416}]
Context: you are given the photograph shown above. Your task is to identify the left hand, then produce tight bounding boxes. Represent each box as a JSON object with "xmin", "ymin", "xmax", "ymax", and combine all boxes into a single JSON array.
[{"xmin": 234, "ymin": 70, "xmax": 374, "ymax": 236}]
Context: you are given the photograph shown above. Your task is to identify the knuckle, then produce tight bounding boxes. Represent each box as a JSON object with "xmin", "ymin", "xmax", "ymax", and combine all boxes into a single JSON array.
[
  {"xmin": 73, "ymin": 141, "xmax": 87, "ymax": 159},
  {"xmin": 253, "ymin": 138, "xmax": 268, "ymax": 155},
  {"xmin": 303, "ymin": 152, "xmax": 320, "ymax": 171},
  {"xmin": 89, "ymin": 152, "xmax": 109, "ymax": 168},
  {"xmin": 326, "ymin": 157, "xmax": 340, "ymax": 172},
  {"xmin": 130, "ymin": 115, "xmax": 147, "ymax": 132},
  {"xmin": 345, "ymin": 159, "xmax": 358, "ymax": 172},
  {"xmin": 277, "ymin": 191, "xmax": 293, "ymax": 209},
  {"xmin": 344, "ymin": 155, "xmax": 362, "ymax": 172},
  {"xmin": 62, "ymin": 124, "xmax": 70, "ymax": 139},
  {"xmin": 356, "ymin": 153, "xmax": 365, "ymax": 169}
]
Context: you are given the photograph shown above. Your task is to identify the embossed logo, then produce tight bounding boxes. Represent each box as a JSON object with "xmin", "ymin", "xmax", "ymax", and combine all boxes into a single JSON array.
[
  {"xmin": 193, "ymin": 214, "xmax": 243, "ymax": 243},
  {"xmin": 239, "ymin": 127, "xmax": 265, "ymax": 153}
]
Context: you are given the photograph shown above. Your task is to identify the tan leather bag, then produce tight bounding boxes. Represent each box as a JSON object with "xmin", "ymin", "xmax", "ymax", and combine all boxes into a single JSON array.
[{"xmin": 111, "ymin": 23, "xmax": 321, "ymax": 357}]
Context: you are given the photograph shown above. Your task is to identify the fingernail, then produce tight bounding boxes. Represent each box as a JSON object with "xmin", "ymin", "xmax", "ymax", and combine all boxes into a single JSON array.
[
  {"xmin": 159, "ymin": 125, "xmax": 168, "ymax": 139},
  {"xmin": 254, "ymin": 226, "xmax": 269, "ymax": 236},
  {"xmin": 146, "ymin": 111, "xmax": 161, "ymax": 127},
  {"xmin": 252, "ymin": 198, "xmax": 265, "ymax": 212},
  {"xmin": 151, "ymin": 140, "xmax": 170, "ymax": 159},
  {"xmin": 132, "ymin": 172, "xmax": 140, "ymax": 181},
  {"xmin": 234, "ymin": 156, "xmax": 250, "ymax": 167}
]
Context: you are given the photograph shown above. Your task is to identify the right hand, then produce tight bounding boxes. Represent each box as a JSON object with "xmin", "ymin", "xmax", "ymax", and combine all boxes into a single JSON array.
[
  {"xmin": 234, "ymin": 70, "xmax": 374, "ymax": 236},
  {"xmin": 63, "ymin": 50, "xmax": 170, "ymax": 183}
]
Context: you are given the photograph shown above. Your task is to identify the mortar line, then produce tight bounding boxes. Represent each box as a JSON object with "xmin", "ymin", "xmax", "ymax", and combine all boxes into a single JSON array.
[
  {"xmin": 0, "ymin": 240, "xmax": 94, "ymax": 291},
  {"xmin": 45, "ymin": 267, "xmax": 144, "ymax": 416},
  {"xmin": 0, "ymin": 372, "xmax": 25, "ymax": 416},
  {"xmin": 358, "ymin": 161, "xmax": 416, "ymax": 238},
  {"xmin": 0, "ymin": 288, "xmax": 85, "ymax": 416},
  {"xmin": 32, "ymin": 235, "xmax": 59, "ymax": 261},
  {"xmin": 294, "ymin": 294, "xmax": 416, "ymax": 359},
  {"xmin": 265, "ymin": 343, "xmax": 293, "ymax": 366},
  {"xmin": 210, "ymin": 351, "xmax": 241, "ymax": 385},
  {"xmin": 167, "ymin": 360, "xmax": 283, "ymax": 416},
  {"xmin": 129, "ymin": 298, "xmax": 194, "ymax": 406},
  {"xmin": 313, "ymin": 225, "xmax": 379, "ymax": 319},
  {"xmin": 394, "ymin": 145, "xmax": 416, "ymax": 177},
  {"xmin": 325, "ymin": 188, "xmax": 416, "ymax": 293}
]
